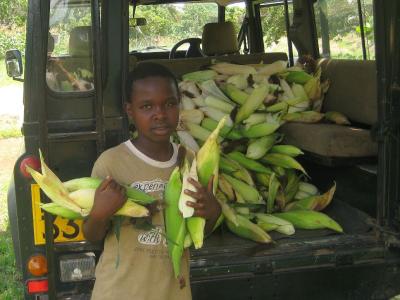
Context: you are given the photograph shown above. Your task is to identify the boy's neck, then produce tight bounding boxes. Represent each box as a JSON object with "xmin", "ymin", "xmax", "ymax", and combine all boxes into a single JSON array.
[{"xmin": 131, "ymin": 138, "xmax": 173, "ymax": 162}]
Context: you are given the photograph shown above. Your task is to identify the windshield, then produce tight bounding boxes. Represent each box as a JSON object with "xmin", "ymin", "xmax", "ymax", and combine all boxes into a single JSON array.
[{"xmin": 129, "ymin": 3, "xmax": 218, "ymax": 52}]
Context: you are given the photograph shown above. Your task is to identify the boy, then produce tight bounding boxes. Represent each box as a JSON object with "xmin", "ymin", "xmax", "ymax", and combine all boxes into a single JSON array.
[{"xmin": 83, "ymin": 62, "xmax": 221, "ymax": 300}]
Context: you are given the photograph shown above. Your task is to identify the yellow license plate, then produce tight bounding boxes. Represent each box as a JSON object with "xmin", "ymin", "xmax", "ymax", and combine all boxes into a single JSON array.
[{"xmin": 31, "ymin": 184, "xmax": 86, "ymax": 245}]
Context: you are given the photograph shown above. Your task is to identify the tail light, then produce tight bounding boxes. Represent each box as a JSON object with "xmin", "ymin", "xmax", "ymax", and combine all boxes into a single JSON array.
[
  {"xmin": 27, "ymin": 254, "xmax": 48, "ymax": 277},
  {"xmin": 20, "ymin": 155, "xmax": 41, "ymax": 179}
]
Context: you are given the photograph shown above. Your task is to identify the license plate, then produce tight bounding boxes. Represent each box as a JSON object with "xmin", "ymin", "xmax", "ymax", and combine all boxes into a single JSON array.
[{"xmin": 31, "ymin": 184, "xmax": 86, "ymax": 245}]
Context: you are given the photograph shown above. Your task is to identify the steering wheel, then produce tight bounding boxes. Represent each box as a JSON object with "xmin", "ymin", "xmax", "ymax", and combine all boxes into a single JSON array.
[{"xmin": 169, "ymin": 38, "xmax": 204, "ymax": 59}]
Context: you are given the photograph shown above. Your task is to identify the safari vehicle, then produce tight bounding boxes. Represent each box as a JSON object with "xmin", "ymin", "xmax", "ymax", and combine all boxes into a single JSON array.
[{"xmin": 5, "ymin": 0, "xmax": 400, "ymax": 299}]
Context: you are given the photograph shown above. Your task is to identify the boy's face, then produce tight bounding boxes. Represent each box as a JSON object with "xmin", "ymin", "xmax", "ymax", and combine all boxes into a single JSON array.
[{"xmin": 126, "ymin": 76, "xmax": 179, "ymax": 144}]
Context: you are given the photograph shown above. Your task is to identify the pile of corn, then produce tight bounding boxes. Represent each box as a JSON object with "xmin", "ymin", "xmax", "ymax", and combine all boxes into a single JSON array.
[
  {"xmin": 172, "ymin": 59, "xmax": 344, "ymax": 256},
  {"xmin": 26, "ymin": 151, "xmax": 154, "ymax": 219}
]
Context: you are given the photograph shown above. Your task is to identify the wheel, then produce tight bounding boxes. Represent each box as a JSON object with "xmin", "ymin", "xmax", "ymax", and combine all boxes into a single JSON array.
[{"xmin": 169, "ymin": 38, "xmax": 204, "ymax": 59}]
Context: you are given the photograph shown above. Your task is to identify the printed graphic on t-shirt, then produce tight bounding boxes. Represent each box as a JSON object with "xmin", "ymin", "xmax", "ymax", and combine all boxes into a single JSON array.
[
  {"xmin": 132, "ymin": 179, "xmax": 168, "ymax": 252},
  {"xmin": 131, "ymin": 178, "xmax": 166, "ymax": 194}
]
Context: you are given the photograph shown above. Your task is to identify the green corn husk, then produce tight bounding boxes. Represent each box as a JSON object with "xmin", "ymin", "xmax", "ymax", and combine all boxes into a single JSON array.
[
  {"xmin": 266, "ymin": 97, "xmax": 304, "ymax": 113},
  {"xmin": 227, "ymin": 151, "xmax": 273, "ymax": 174},
  {"xmin": 255, "ymin": 213, "xmax": 295, "ymax": 235},
  {"xmin": 261, "ymin": 153, "xmax": 307, "ymax": 175},
  {"xmin": 267, "ymin": 173, "xmax": 280, "ymax": 213},
  {"xmin": 270, "ymin": 145, "xmax": 304, "ymax": 157},
  {"xmin": 242, "ymin": 123, "xmax": 281, "ymax": 138},
  {"xmin": 274, "ymin": 210, "xmax": 343, "ymax": 233},
  {"xmin": 187, "ymin": 117, "xmax": 226, "ymax": 249},
  {"xmin": 185, "ymin": 122, "xmax": 213, "ymax": 142},
  {"xmin": 243, "ymin": 113, "xmax": 268, "ymax": 127},
  {"xmin": 255, "ymin": 173, "xmax": 271, "ymax": 188},
  {"xmin": 201, "ymin": 118, "xmax": 242, "ymax": 140},
  {"xmin": 283, "ymin": 111, "xmax": 324, "ymax": 123},
  {"xmin": 40, "ymin": 203, "xmax": 84, "ymax": 220},
  {"xmin": 223, "ymin": 84, "xmax": 248, "ymax": 105},
  {"xmin": 285, "ymin": 70, "xmax": 313, "ymax": 84},
  {"xmin": 68, "ymin": 189, "xmax": 149, "ymax": 217},
  {"xmin": 182, "ymin": 70, "xmax": 217, "ymax": 82},
  {"xmin": 204, "ymin": 96, "xmax": 235, "ymax": 114},
  {"xmin": 325, "ymin": 111, "xmax": 351, "ymax": 125},
  {"xmin": 298, "ymin": 181, "xmax": 319, "ymax": 195},
  {"xmin": 232, "ymin": 167, "xmax": 255, "ymax": 186},
  {"xmin": 218, "ymin": 175, "xmax": 235, "ymax": 201},
  {"xmin": 235, "ymin": 84, "xmax": 270, "ymax": 124},
  {"xmin": 222, "ymin": 173, "xmax": 263, "ymax": 204},
  {"xmin": 285, "ymin": 183, "xmax": 336, "ymax": 212},
  {"xmin": 63, "ymin": 177, "xmax": 156, "ymax": 205},
  {"xmin": 200, "ymin": 107, "xmax": 234, "ymax": 127},
  {"xmin": 234, "ymin": 190, "xmax": 250, "ymax": 215},
  {"xmin": 165, "ymin": 166, "xmax": 186, "ymax": 278},
  {"xmin": 225, "ymin": 214, "xmax": 272, "ymax": 243},
  {"xmin": 284, "ymin": 169, "xmax": 300, "ymax": 203},
  {"xmin": 26, "ymin": 151, "xmax": 82, "ymax": 214},
  {"xmin": 246, "ymin": 134, "xmax": 278, "ymax": 160},
  {"xmin": 219, "ymin": 155, "xmax": 241, "ymax": 173}
]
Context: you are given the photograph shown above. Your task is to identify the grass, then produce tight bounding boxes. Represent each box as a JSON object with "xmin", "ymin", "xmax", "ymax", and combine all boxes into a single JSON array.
[
  {"xmin": 0, "ymin": 116, "xmax": 22, "ymax": 139},
  {"xmin": 0, "ymin": 181, "xmax": 24, "ymax": 300}
]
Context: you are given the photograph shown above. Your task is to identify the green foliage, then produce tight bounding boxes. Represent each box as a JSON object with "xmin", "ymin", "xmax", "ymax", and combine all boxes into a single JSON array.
[
  {"xmin": 0, "ymin": 26, "xmax": 26, "ymax": 58},
  {"xmin": 260, "ymin": 6, "xmax": 287, "ymax": 48},
  {"xmin": 0, "ymin": 0, "xmax": 27, "ymax": 27},
  {"xmin": 0, "ymin": 227, "xmax": 24, "ymax": 300}
]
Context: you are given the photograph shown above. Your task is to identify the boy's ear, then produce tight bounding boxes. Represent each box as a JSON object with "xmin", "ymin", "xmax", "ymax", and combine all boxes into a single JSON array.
[{"xmin": 125, "ymin": 102, "xmax": 132, "ymax": 115}]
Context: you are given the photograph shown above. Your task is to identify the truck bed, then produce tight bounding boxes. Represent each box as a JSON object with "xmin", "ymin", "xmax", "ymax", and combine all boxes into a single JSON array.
[{"xmin": 189, "ymin": 200, "xmax": 397, "ymax": 300}]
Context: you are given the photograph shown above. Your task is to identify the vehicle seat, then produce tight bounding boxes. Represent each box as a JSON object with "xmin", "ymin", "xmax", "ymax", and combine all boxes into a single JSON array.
[
  {"xmin": 69, "ymin": 26, "xmax": 92, "ymax": 57},
  {"xmin": 280, "ymin": 59, "xmax": 378, "ymax": 164},
  {"xmin": 201, "ymin": 21, "xmax": 239, "ymax": 56}
]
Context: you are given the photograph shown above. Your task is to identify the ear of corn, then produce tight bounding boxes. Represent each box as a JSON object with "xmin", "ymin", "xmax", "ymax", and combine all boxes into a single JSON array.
[
  {"xmin": 211, "ymin": 63, "xmax": 257, "ymax": 76},
  {"xmin": 285, "ymin": 70, "xmax": 313, "ymax": 84},
  {"xmin": 186, "ymin": 117, "xmax": 226, "ymax": 249},
  {"xmin": 185, "ymin": 122, "xmax": 213, "ymax": 142},
  {"xmin": 255, "ymin": 173, "xmax": 271, "ymax": 188},
  {"xmin": 222, "ymin": 173, "xmax": 262, "ymax": 204},
  {"xmin": 165, "ymin": 166, "xmax": 186, "ymax": 278},
  {"xmin": 227, "ymin": 74, "xmax": 249, "ymax": 90},
  {"xmin": 177, "ymin": 130, "xmax": 200, "ymax": 153},
  {"xmin": 274, "ymin": 210, "xmax": 343, "ymax": 233},
  {"xmin": 255, "ymin": 213, "xmax": 295, "ymax": 235},
  {"xmin": 262, "ymin": 153, "xmax": 307, "ymax": 175},
  {"xmin": 267, "ymin": 173, "xmax": 280, "ymax": 213},
  {"xmin": 201, "ymin": 118, "xmax": 242, "ymax": 140},
  {"xmin": 200, "ymin": 107, "xmax": 234, "ymax": 127},
  {"xmin": 68, "ymin": 188, "xmax": 149, "ymax": 218},
  {"xmin": 228, "ymin": 151, "xmax": 272, "ymax": 174},
  {"xmin": 257, "ymin": 60, "xmax": 287, "ymax": 76},
  {"xmin": 40, "ymin": 203, "xmax": 84, "ymax": 220},
  {"xmin": 232, "ymin": 168, "xmax": 255, "ymax": 187},
  {"xmin": 266, "ymin": 97, "xmax": 303, "ymax": 113},
  {"xmin": 178, "ymin": 158, "xmax": 198, "ymax": 218},
  {"xmin": 182, "ymin": 70, "xmax": 217, "ymax": 82},
  {"xmin": 284, "ymin": 169, "xmax": 300, "ymax": 203},
  {"xmin": 246, "ymin": 134, "xmax": 277, "ymax": 159},
  {"xmin": 270, "ymin": 145, "xmax": 304, "ymax": 157},
  {"xmin": 223, "ymin": 84, "xmax": 248, "ymax": 105},
  {"xmin": 298, "ymin": 181, "xmax": 319, "ymax": 195},
  {"xmin": 63, "ymin": 177, "xmax": 156, "ymax": 206},
  {"xmin": 180, "ymin": 109, "xmax": 205, "ymax": 124},
  {"xmin": 283, "ymin": 111, "xmax": 324, "ymax": 123},
  {"xmin": 204, "ymin": 96, "xmax": 235, "ymax": 114},
  {"xmin": 243, "ymin": 113, "xmax": 268, "ymax": 127},
  {"xmin": 325, "ymin": 111, "xmax": 351, "ymax": 125},
  {"xmin": 218, "ymin": 175, "xmax": 235, "ymax": 201},
  {"xmin": 225, "ymin": 214, "xmax": 272, "ymax": 243},
  {"xmin": 235, "ymin": 84, "xmax": 270, "ymax": 124},
  {"xmin": 242, "ymin": 123, "xmax": 281, "ymax": 138},
  {"xmin": 287, "ymin": 183, "xmax": 336, "ymax": 212}
]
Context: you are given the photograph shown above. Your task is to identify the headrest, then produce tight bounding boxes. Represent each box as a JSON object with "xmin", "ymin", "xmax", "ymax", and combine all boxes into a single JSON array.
[
  {"xmin": 202, "ymin": 22, "xmax": 238, "ymax": 56},
  {"xmin": 69, "ymin": 26, "xmax": 92, "ymax": 57}
]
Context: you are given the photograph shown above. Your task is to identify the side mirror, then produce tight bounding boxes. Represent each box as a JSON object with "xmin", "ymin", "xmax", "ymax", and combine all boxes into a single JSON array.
[
  {"xmin": 5, "ymin": 50, "xmax": 23, "ymax": 79},
  {"xmin": 129, "ymin": 17, "xmax": 147, "ymax": 27}
]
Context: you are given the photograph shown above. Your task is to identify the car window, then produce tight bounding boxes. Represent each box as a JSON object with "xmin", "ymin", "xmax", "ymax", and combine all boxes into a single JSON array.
[
  {"xmin": 313, "ymin": 0, "xmax": 374, "ymax": 60},
  {"xmin": 225, "ymin": 2, "xmax": 247, "ymax": 53},
  {"xmin": 46, "ymin": 0, "xmax": 94, "ymax": 93},
  {"xmin": 259, "ymin": 1, "xmax": 298, "ymax": 62},
  {"xmin": 129, "ymin": 3, "xmax": 218, "ymax": 53}
]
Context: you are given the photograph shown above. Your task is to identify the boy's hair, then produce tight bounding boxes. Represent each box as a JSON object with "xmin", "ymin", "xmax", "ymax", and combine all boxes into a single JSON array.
[{"xmin": 125, "ymin": 62, "xmax": 179, "ymax": 103}]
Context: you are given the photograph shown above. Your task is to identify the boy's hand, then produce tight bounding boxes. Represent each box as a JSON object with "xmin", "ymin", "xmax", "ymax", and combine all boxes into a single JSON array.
[
  {"xmin": 90, "ymin": 176, "xmax": 127, "ymax": 221},
  {"xmin": 184, "ymin": 176, "xmax": 221, "ymax": 222}
]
